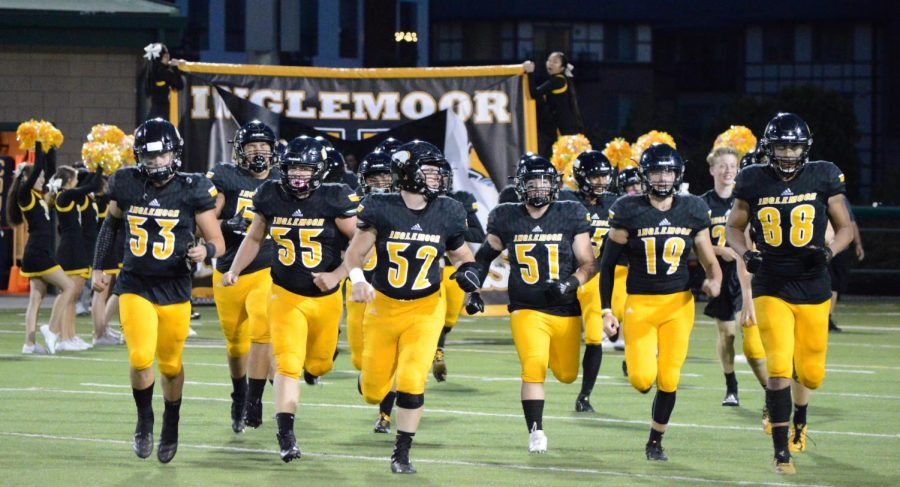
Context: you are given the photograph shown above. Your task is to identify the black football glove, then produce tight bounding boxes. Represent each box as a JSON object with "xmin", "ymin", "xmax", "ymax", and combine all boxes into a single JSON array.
[
  {"xmin": 464, "ymin": 292, "xmax": 485, "ymax": 315},
  {"xmin": 222, "ymin": 212, "xmax": 251, "ymax": 235},
  {"xmin": 544, "ymin": 275, "xmax": 580, "ymax": 302},
  {"xmin": 801, "ymin": 245, "xmax": 833, "ymax": 269},
  {"xmin": 743, "ymin": 250, "xmax": 763, "ymax": 274},
  {"xmin": 450, "ymin": 262, "xmax": 482, "ymax": 293}
]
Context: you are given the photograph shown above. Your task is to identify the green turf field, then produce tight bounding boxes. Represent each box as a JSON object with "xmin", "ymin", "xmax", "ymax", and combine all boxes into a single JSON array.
[{"xmin": 0, "ymin": 299, "xmax": 897, "ymax": 486}]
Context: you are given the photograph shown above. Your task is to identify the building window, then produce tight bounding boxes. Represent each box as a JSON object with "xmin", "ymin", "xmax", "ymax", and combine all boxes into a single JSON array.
[
  {"xmin": 300, "ymin": 0, "xmax": 318, "ymax": 58},
  {"xmin": 185, "ymin": 0, "xmax": 209, "ymax": 52},
  {"xmin": 397, "ymin": 1, "xmax": 418, "ymax": 65},
  {"xmin": 572, "ymin": 23, "xmax": 603, "ymax": 62},
  {"xmin": 434, "ymin": 22, "xmax": 463, "ymax": 62},
  {"xmin": 762, "ymin": 25, "xmax": 794, "ymax": 63},
  {"xmin": 225, "ymin": 0, "xmax": 245, "ymax": 52},
  {"xmin": 604, "ymin": 25, "xmax": 636, "ymax": 62},
  {"xmin": 339, "ymin": 0, "xmax": 359, "ymax": 58},
  {"xmin": 532, "ymin": 24, "xmax": 572, "ymax": 64},
  {"xmin": 813, "ymin": 25, "xmax": 853, "ymax": 63}
]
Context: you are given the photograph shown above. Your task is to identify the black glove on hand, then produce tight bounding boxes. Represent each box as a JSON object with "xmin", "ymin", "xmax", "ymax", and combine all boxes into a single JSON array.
[
  {"xmin": 802, "ymin": 245, "xmax": 833, "ymax": 268},
  {"xmin": 544, "ymin": 275, "xmax": 580, "ymax": 302},
  {"xmin": 222, "ymin": 213, "xmax": 251, "ymax": 234},
  {"xmin": 451, "ymin": 262, "xmax": 482, "ymax": 293},
  {"xmin": 743, "ymin": 250, "xmax": 763, "ymax": 274},
  {"xmin": 465, "ymin": 292, "xmax": 485, "ymax": 315}
]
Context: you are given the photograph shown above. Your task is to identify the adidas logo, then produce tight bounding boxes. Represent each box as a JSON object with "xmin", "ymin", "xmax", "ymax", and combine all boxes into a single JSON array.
[
  {"xmin": 411, "ymin": 223, "xmax": 423, "ymax": 231},
  {"xmin": 781, "ymin": 188, "xmax": 794, "ymax": 196},
  {"xmin": 659, "ymin": 218, "xmax": 671, "ymax": 226},
  {"xmin": 592, "ymin": 213, "xmax": 600, "ymax": 219},
  {"xmin": 292, "ymin": 209, "xmax": 303, "ymax": 217},
  {"xmin": 532, "ymin": 225, "xmax": 543, "ymax": 232},
  {"xmin": 149, "ymin": 198, "xmax": 160, "ymax": 207}
]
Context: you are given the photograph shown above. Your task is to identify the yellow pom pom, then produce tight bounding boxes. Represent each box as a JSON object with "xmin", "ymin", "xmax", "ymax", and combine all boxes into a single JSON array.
[
  {"xmin": 81, "ymin": 141, "xmax": 124, "ymax": 176},
  {"xmin": 121, "ymin": 134, "xmax": 136, "ymax": 166},
  {"xmin": 602, "ymin": 138, "xmax": 633, "ymax": 170},
  {"xmin": 89, "ymin": 124, "xmax": 127, "ymax": 146},
  {"xmin": 713, "ymin": 125, "xmax": 757, "ymax": 158},
  {"xmin": 551, "ymin": 134, "xmax": 592, "ymax": 188},
  {"xmin": 632, "ymin": 130, "xmax": 676, "ymax": 162},
  {"xmin": 16, "ymin": 120, "xmax": 63, "ymax": 152}
]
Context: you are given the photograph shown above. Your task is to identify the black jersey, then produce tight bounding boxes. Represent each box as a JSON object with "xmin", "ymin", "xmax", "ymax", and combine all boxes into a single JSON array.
[
  {"xmin": 54, "ymin": 191, "xmax": 88, "ymax": 271},
  {"xmin": 442, "ymin": 190, "xmax": 485, "ymax": 266},
  {"xmin": 19, "ymin": 189, "xmax": 56, "ymax": 272},
  {"xmin": 487, "ymin": 200, "xmax": 591, "ymax": 316},
  {"xmin": 733, "ymin": 161, "xmax": 845, "ymax": 303},
  {"xmin": 579, "ymin": 192, "xmax": 618, "ymax": 259},
  {"xmin": 254, "ymin": 181, "xmax": 358, "ymax": 297},
  {"xmin": 81, "ymin": 195, "xmax": 99, "ymax": 263},
  {"xmin": 207, "ymin": 163, "xmax": 278, "ymax": 274},
  {"xmin": 702, "ymin": 189, "xmax": 737, "ymax": 277},
  {"xmin": 109, "ymin": 167, "xmax": 217, "ymax": 303},
  {"xmin": 609, "ymin": 194, "xmax": 711, "ymax": 295},
  {"xmin": 358, "ymin": 193, "xmax": 467, "ymax": 300}
]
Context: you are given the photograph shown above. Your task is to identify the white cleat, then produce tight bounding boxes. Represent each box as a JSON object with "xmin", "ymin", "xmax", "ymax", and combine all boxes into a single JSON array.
[
  {"xmin": 39, "ymin": 325, "xmax": 58, "ymax": 355},
  {"xmin": 22, "ymin": 343, "xmax": 49, "ymax": 355},
  {"xmin": 93, "ymin": 329, "xmax": 125, "ymax": 346},
  {"xmin": 187, "ymin": 327, "xmax": 198, "ymax": 338},
  {"xmin": 528, "ymin": 429, "xmax": 548, "ymax": 453},
  {"xmin": 55, "ymin": 338, "xmax": 82, "ymax": 352},
  {"xmin": 72, "ymin": 336, "xmax": 93, "ymax": 350}
]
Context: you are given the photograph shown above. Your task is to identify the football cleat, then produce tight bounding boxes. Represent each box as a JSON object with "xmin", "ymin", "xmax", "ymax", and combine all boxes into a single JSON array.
[
  {"xmin": 762, "ymin": 406, "xmax": 772, "ymax": 435},
  {"xmin": 187, "ymin": 327, "xmax": 198, "ymax": 337},
  {"xmin": 621, "ymin": 360, "xmax": 628, "ymax": 378},
  {"xmin": 39, "ymin": 325, "xmax": 58, "ymax": 355},
  {"xmin": 21, "ymin": 342, "xmax": 49, "ymax": 355},
  {"xmin": 277, "ymin": 431, "xmax": 302, "ymax": 463},
  {"xmin": 575, "ymin": 394, "xmax": 595, "ymax": 413},
  {"xmin": 93, "ymin": 328, "xmax": 125, "ymax": 346},
  {"xmin": 303, "ymin": 370, "xmax": 319, "ymax": 386},
  {"xmin": 432, "ymin": 348, "xmax": 447, "ymax": 382},
  {"xmin": 645, "ymin": 441, "xmax": 668, "ymax": 461},
  {"xmin": 374, "ymin": 412, "xmax": 391, "ymax": 434},
  {"xmin": 722, "ymin": 392, "xmax": 739, "ymax": 407},
  {"xmin": 390, "ymin": 450, "xmax": 416, "ymax": 474},
  {"xmin": 528, "ymin": 429, "xmax": 548, "ymax": 453},
  {"xmin": 773, "ymin": 456, "xmax": 796, "ymax": 475},
  {"xmin": 789, "ymin": 423, "xmax": 807, "ymax": 452},
  {"xmin": 157, "ymin": 411, "xmax": 179, "ymax": 463},
  {"xmin": 133, "ymin": 414, "xmax": 154, "ymax": 459},
  {"xmin": 230, "ymin": 393, "xmax": 246, "ymax": 433},
  {"xmin": 828, "ymin": 317, "xmax": 842, "ymax": 333},
  {"xmin": 190, "ymin": 311, "xmax": 201, "ymax": 320},
  {"xmin": 244, "ymin": 399, "xmax": 263, "ymax": 429}
]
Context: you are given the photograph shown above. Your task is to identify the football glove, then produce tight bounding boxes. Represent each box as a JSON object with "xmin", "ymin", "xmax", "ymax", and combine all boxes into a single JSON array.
[
  {"xmin": 544, "ymin": 275, "xmax": 580, "ymax": 302},
  {"xmin": 802, "ymin": 245, "xmax": 833, "ymax": 268},
  {"xmin": 450, "ymin": 262, "xmax": 482, "ymax": 293},
  {"xmin": 743, "ymin": 250, "xmax": 763, "ymax": 274},
  {"xmin": 222, "ymin": 212, "xmax": 251, "ymax": 234},
  {"xmin": 464, "ymin": 292, "xmax": 485, "ymax": 315}
]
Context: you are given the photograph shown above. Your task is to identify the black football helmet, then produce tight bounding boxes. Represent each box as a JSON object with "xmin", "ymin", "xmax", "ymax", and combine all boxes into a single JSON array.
[
  {"xmin": 279, "ymin": 137, "xmax": 328, "ymax": 196},
  {"xmin": 133, "ymin": 118, "xmax": 182, "ymax": 182},
  {"xmin": 639, "ymin": 143, "xmax": 684, "ymax": 197},
  {"xmin": 616, "ymin": 166, "xmax": 642, "ymax": 195},
  {"xmin": 375, "ymin": 137, "xmax": 403, "ymax": 154},
  {"xmin": 313, "ymin": 135, "xmax": 334, "ymax": 149},
  {"xmin": 232, "ymin": 120, "xmax": 276, "ymax": 173},
  {"xmin": 322, "ymin": 146, "xmax": 346, "ymax": 183},
  {"xmin": 514, "ymin": 155, "xmax": 559, "ymax": 207},
  {"xmin": 572, "ymin": 150, "xmax": 613, "ymax": 198},
  {"xmin": 358, "ymin": 151, "xmax": 393, "ymax": 194},
  {"xmin": 761, "ymin": 112, "xmax": 812, "ymax": 178},
  {"xmin": 439, "ymin": 159, "xmax": 453, "ymax": 194},
  {"xmin": 391, "ymin": 140, "xmax": 448, "ymax": 200}
]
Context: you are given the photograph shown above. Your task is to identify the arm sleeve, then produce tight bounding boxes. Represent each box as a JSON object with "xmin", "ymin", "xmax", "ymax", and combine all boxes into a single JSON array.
[
  {"xmin": 17, "ymin": 146, "xmax": 45, "ymax": 206},
  {"xmin": 473, "ymin": 242, "xmax": 501, "ymax": 284},
  {"xmin": 93, "ymin": 214, "xmax": 123, "ymax": 269},
  {"xmin": 532, "ymin": 76, "xmax": 566, "ymax": 97},
  {"xmin": 599, "ymin": 239, "xmax": 626, "ymax": 309},
  {"xmin": 57, "ymin": 171, "xmax": 101, "ymax": 207}
]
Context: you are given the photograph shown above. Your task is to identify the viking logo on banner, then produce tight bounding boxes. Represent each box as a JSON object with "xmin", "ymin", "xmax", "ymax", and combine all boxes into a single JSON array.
[{"xmin": 173, "ymin": 63, "xmax": 537, "ymax": 308}]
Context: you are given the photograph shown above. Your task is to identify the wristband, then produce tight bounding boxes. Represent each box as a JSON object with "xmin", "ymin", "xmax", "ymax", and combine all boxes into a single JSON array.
[
  {"xmin": 204, "ymin": 242, "xmax": 216, "ymax": 265},
  {"xmin": 349, "ymin": 267, "xmax": 366, "ymax": 285}
]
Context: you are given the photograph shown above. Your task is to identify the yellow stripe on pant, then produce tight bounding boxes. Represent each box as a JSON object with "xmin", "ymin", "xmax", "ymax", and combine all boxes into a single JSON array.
[
  {"xmin": 441, "ymin": 265, "xmax": 466, "ymax": 327},
  {"xmin": 360, "ymin": 290, "xmax": 445, "ymax": 404},
  {"xmin": 269, "ymin": 284, "xmax": 342, "ymax": 380},
  {"xmin": 753, "ymin": 295, "xmax": 830, "ymax": 389},
  {"xmin": 577, "ymin": 273, "xmax": 603, "ymax": 344},
  {"xmin": 119, "ymin": 294, "xmax": 191, "ymax": 377},
  {"xmin": 213, "ymin": 268, "xmax": 272, "ymax": 358},
  {"xmin": 622, "ymin": 291, "xmax": 694, "ymax": 393},
  {"xmin": 510, "ymin": 309, "xmax": 581, "ymax": 384},
  {"xmin": 345, "ymin": 280, "xmax": 367, "ymax": 371}
]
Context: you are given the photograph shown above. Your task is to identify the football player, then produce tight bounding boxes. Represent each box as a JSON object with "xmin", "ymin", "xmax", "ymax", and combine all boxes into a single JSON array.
[
  {"xmin": 323, "ymin": 145, "xmax": 361, "ymax": 189},
  {"xmin": 569, "ymin": 150, "xmax": 617, "ymax": 412},
  {"xmin": 92, "ymin": 118, "xmax": 225, "ymax": 463},
  {"xmin": 314, "ymin": 140, "xmax": 480, "ymax": 474},
  {"xmin": 726, "ymin": 113, "xmax": 853, "ymax": 474},
  {"xmin": 702, "ymin": 146, "xmax": 768, "ymax": 407},
  {"xmin": 208, "ymin": 120, "xmax": 279, "ymax": 433},
  {"xmin": 600, "ymin": 143, "xmax": 722, "ymax": 461},
  {"xmin": 471, "ymin": 155, "xmax": 596, "ymax": 453},
  {"xmin": 498, "ymin": 153, "xmax": 580, "ymax": 204},
  {"xmin": 222, "ymin": 137, "xmax": 358, "ymax": 462}
]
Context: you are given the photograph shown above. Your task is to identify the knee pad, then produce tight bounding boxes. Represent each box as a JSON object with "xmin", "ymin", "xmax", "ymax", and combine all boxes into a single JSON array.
[
  {"xmin": 628, "ymin": 371, "xmax": 656, "ymax": 394},
  {"xmin": 521, "ymin": 357, "xmax": 548, "ymax": 383},
  {"xmin": 158, "ymin": 360, "xmax": 182, "ymax": 378},
  {"xmin": 797, "ymin": 364, "xmax": 825, "ymax": 390},
  {"xmin": 276, "ymin": 353, "xmax": 302, "ymax": 380},
  {"xmin": 226, "ymin": 340, "xmax": 250, "ymax": 359},
  {"xmin": 305, "ymin": 358, "xmax": 334, "ymax": 378},
  {"xmin": 396, "ymin": 392, "xmax": 424, "ymax": 409},
  {"xmin": 129, "ymin": 348, "xmax": 155, "ymax": 371}
]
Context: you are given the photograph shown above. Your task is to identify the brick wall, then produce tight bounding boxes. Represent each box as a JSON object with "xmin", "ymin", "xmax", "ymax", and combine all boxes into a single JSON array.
[{"xmin": 0, "ymin": 50, "xmax": 142, "ymax": 165}]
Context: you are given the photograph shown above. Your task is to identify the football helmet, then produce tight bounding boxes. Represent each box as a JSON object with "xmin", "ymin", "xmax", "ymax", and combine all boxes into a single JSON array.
[
  {"xmin": 375, "ymin": 137, "xmax": 403, "ymax": 154},
  {"xmin": 616, "ymin": 166, "xmax": 641, "ymax": 195},
  {"xmin": 232, "ymin": 120, "xmax": 276, "ymax": 173},
  {"xmin": 133, "ymin": 118, "xmax": 183, "ymax": 182},
  {"xmin": 322, "ymin": 146, "xmax": 346, "ymax": 183},
  {"xmin": 279, "ymin": 137, "xmax": 328, "ymax": 196},
  {"xmin": 761, "ymin": 112, "xmax": 812, "ymax": 178},
  {"xmin": 358, "ymin": 150, "xmax": 393, "ymax": 194},
  {"xmin": 573, "ymin": 150, "xmax": 613, "ymax": 198},
  {"xmin": 514, "ymin": 155, "xmax": 559, "ymax": 207},
  {"xmin": 639, "ymin": 143, "xmax": 683, "ymax": 197},
  {"xmin": 390, "ymin": 140, "xmax": 448, "ymax": 200}
]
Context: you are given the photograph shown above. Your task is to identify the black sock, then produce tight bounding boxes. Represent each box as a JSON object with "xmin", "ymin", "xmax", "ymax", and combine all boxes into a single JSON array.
[
  {"xmin": 773, "ymin": 426, "xmax": 790, "ymax": 459},
  {"xmin": 132, "ymin": 382, "xmax": 154, "ymax": 416},
  {"xmin": 648, "ymin": 428, "xmax": 664, "ymax": 444},
  {"xmin": 793, "ymin": 404, "xmax": 808, "ymax": 426},
  {"xmin": 380, "ymin": 391, "xmax": 397, "ymax": 417},
  {"xmin": 766, "ymin": 386, "xmax": 793, "ymax": 459},
  {"xmin": 437, "ymin": 327, "xmax": 451, "ymax": 349},
  {"xmin": 522, "ymin": 399, "xmax": 544, "ymax": 432},
  {"xmin": 248, "ymin": 378, "xmax": 267, "ymax": 404},
  {"xmin": 276, "ymin": 412, "xmax": 295, "ymax": 435},
  {"xmin": 394, "ymin": 430, "xmax": 415, "ymax": 456},
  {"xmin": 651, "ymin": 390, "xmax": 677, "ymax": 426},
  {"xmin": 580, "ymin": 344, "xmax": 603, "ymax": 397},
  {"xmin": 724, "ymin": 372, "xmax": 738, "ymax": 394},
  {"xmin": 161, "ymin": 398, "xmax": 181, "ymax": 442},
  {"xmin": 231, "ymin": 375, "xmax": 248, "ymax": 400}
]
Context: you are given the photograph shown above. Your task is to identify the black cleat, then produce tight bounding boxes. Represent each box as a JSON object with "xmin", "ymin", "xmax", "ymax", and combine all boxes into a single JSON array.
[
  {"xmin": 374, "ymin": 412, "xmax": 391, "ymax": 434},
  {"xmin": 231, "ymin": 393, "xmax": 246, "ymax": 433},
  {"xmin": 722, "ymin": 392, "xmax": 740, "ymax": 407},
  {"xmin": 390, "ymin": 450, "xmax": 416, "ymax": 474},
  {"xmin": 621, "ymin": 360, "xmax": 628, "ymax": 378},
  {"xmin": 133, "ymin": 413, "xmax": 154, "ymax": 459},
  {"xmin": 303, "ymin": 370, "xmax": 319, "ymax": 386},
  {"xmin": 244, "ymin": 399, "xmax": 263, "ymax": 429},
  {"xmin": 828, "ymin": 317, "xmax": 842, "ymax": 333},
  {"xmin": 157, "ymin": 415, "xmax": 179, "ymax": 463},
  {"xmin": 645, "ymin": 441, "xmax": 668, "ymax": 461},
  {"xmin": 277, "ymin": 431, "xmax": 302, "ymax": 463},
  {"xmin": 432, "ymin": 348, "xmax": 447, "ymax": 382},
  {"xmin": 190, "ymin": 310, "xmax": 201, "ymax": 320},
  {"xmin": 575, "ymin": 394, "xmax": 595, "ymax": 412}
]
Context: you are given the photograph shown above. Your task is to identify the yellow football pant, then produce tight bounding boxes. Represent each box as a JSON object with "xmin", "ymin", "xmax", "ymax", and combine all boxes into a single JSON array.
[
  {"xmin": 578, "ymin": 273, "xmax": 603, "ymax": 344},
  {"xmin": 441, "ymin": 265, "xmax": 465, "ymax": 328},
  {"xmin": 269, "ymin": 284, "xmax": 342, "ymax": 380},
  {"xmin": 119, "ymin": 294, "xmax": 190, "ymax": 377},
  {"xmin": 361, "ymin": 291, "xmax": 445, "ymax": 404},
  {"xmin": 742, "ymin": 322, "xmax": 766, "ymax": 361},
  {"xmin": 345, "ymin": 281, "xmax": 367, "ymax": 371},
  {"xmin": 753, "ymin": 296, "xmax": 830, "ymax": 389},
  {"xmin": 612, "ymin": 265, "xmax": 628, "ymax": 322},
  {"xmin": 623, "ymin": 291, "xmax": 694, "ymax": 393},
  {"xmin": 213, "ymin": 268, "xmax": 272, "ymax": 358},
  {"xmin": 510, "ymin": 309, "xmax": 581, "ymax": 384}
]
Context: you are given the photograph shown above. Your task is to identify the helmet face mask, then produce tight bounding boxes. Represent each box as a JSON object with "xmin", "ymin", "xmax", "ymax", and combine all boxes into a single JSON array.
[
  {"xmin": 573, "ymin": 150, "xmax": 613, "ymax": 198},
  {"xmin": 514, "ymin": 155, "xmax": 559, "ymax": 207},
  {"xmin": 391, "ymin": 140, "xmax": 447, "ymax": 201},
  {"xmin": 761, "ymin": 112, "xmax": 812, "ymax": 179},
  {"xmin": 644, "ymin": 167, "xmax": 678, "ymax": 197},
  {"xmin": 358, "ymin": 150, "xmax": 394, "ymax": 194},
  {"xmin": 638, "ymin": 144, "xmax": 684, "ymax": 198},
  {"xmin": 134, "ymin": 118, "xmax": 183, "ymax": 183},
  {"xmin": 617, "ymin": 167, "xmax": 642, "ymax": 195},
  {"xmin": 232, "ymin": 121, "xmax": 276, "ymax": 174},
  {"xmin": 766, "ymin": 142, "xmax": 808, "ymax": 176},
  {"xmin": 279, "ymin": 137, "xmax": 327, "ymax": 197}
]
